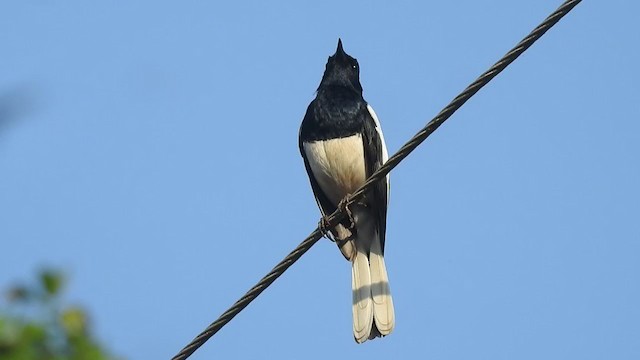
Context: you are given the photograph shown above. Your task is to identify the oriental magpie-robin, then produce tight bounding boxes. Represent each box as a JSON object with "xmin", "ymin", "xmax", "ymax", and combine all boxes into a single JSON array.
[{"xmin": 299, "ymin": 39, "xmax": 394, "ymax": 343}]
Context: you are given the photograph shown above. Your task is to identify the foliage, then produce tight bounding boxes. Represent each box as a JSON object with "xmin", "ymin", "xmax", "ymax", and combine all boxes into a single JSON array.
[{"xmin": 0, "ymin": 269, "xmax": 120, "ymax": 360}]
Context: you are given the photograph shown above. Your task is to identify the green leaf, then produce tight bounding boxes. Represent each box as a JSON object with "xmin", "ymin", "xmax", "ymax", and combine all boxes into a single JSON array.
[
  {"xmin": 61, "ymin": 307, "xmax": 87, "ymax": 338},
  {"xmin": 39, "ymin": 269, "xmax": 64, "ymax": 297},
  {"xmin": 1, "ymin": 269, "xmax": 120, "ymax": 359}
]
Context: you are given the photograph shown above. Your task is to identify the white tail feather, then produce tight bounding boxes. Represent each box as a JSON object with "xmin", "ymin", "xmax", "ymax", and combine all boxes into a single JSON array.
[
  {"xmin": 370, "ymin": 236, "xmax": 394, "ymax": 335},
  {"xmin": 349, "ymin": 205, "xmax": 394, "ymax": 343},
  {"xmin": 352, "ymin": 249, "xmax": 373, "ymax": 343}
]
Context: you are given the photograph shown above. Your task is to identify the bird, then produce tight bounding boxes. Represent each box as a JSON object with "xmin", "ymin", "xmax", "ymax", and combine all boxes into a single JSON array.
[{"xmin": 298, "ymin": 39, "xmax": 394, "ymax": 343}]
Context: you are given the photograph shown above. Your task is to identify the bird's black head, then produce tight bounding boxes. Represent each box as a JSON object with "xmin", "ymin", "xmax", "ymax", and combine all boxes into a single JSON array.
[{"xmin": 318, "ymin": 39, "xmax": 363, "ymax": 94}]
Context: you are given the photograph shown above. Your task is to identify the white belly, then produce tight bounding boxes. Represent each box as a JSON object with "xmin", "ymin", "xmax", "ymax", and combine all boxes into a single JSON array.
[{"xmin": 303, "ymin": 135, "xmax": 366, "ymax": 206}]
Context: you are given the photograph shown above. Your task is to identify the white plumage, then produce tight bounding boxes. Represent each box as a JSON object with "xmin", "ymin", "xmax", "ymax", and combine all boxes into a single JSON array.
[{"xmin": 303, "ymin": 135, "xmax": 366, "ymax": 207}]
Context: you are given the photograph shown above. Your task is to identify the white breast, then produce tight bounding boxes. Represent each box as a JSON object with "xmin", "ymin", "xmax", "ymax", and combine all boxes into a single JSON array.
[{"xmin": 303, "ymin": 135, "xmax": 366, "ymax": 207}]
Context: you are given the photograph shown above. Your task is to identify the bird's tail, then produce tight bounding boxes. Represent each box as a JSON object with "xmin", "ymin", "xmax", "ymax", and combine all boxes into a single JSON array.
[
  {"xmin": 351, "ymin": 219, "xmax": 394, "ymax": 343},
  {"xmin": 369, "ymin": 236, "xmax": 394, "ymax": 336}
]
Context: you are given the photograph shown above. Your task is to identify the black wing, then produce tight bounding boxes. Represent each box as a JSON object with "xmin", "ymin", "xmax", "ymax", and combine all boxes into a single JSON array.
[{"xmin": 360, "ymin": 104, "xmax": 389, "ymax": 253}]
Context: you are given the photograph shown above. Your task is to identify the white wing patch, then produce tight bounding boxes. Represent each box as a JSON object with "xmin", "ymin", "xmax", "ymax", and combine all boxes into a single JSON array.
[
  {"xmin": 366, "ymin": 104, "xmax": 390, "ymax": 200},
  {"xmin": 366, "ymin": 104, "xmax": 388, "ymax": 164}
]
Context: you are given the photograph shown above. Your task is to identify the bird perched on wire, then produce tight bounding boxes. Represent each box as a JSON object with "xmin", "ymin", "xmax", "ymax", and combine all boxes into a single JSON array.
[{"xmin": 299, "ymin": 39, "xmax": 394, "ymax": 343}]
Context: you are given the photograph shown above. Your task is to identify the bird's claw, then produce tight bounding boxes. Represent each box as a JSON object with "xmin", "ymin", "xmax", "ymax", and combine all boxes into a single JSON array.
[
  {"xmin": 337, "ymin": 195, "xmax": 356, "ymax": 231},
  {"xmin": 318, "ymin": 216, "xmax": 335, "ymax": 241}
]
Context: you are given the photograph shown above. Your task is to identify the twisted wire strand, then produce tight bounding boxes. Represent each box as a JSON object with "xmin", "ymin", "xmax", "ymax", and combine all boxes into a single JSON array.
[{"xmin": 172, "ymin": 1, "xmax": 581, "ymax": 358}]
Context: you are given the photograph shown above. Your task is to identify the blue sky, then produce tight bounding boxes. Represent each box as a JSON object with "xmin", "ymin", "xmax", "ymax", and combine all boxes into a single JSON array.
[{"xmin": 1, "ymin": 1, "xmax": 639, "ymax": 359}]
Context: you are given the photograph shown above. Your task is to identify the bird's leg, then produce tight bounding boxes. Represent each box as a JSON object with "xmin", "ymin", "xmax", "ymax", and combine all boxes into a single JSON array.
[
  {"xmin": 318, "ymin": 216, "xmax": 335, "ymax": 241},
  {"xmin": 337, "ymin": 194, "xmax": 356, "ymax": 231},
  {"xmin": 318, "ymin": 194, "xmax": 356, "ymax": 242}
]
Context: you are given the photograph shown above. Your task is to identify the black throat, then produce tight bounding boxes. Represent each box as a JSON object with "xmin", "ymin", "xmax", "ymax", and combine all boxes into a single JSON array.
[
  {"xmin": 300, "ymin": 40, "xmax": 368, "ymax": 142},
  {"xmin": 300, "ymin": 85, "xmax": 367, "ymax": 141}
]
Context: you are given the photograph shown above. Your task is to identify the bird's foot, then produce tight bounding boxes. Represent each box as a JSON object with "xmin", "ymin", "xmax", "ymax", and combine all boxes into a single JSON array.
[
  {"xmin": 318, "ymin": 216, "xmax": 335, "ymax": 241},
  {"xmin": 337, "ymin": 194, "xmax": 356, "ymax": 231}
]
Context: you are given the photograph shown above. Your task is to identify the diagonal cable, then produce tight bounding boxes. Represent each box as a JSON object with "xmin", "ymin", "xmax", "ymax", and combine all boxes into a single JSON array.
[{"xmin": 172, "ymin": 1, "xmax": 582, "ymax": 358}]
